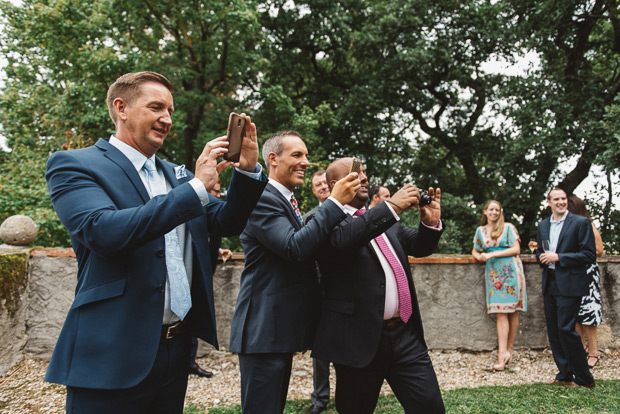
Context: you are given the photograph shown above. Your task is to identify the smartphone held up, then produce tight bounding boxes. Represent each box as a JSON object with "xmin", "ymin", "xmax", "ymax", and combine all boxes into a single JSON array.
[
  {"xmin": 350, "ymin": 157, "xmax": 362, "ymax": 174},
  {"xmin": 225, "ymin": 112, "xmax": 245, "ymax": 163}
]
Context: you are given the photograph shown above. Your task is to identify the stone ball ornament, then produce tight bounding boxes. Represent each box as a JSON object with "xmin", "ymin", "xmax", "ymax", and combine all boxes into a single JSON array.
[{"xmin": 0, "ymin": 215, "xmax": 39, "ymax": 246}]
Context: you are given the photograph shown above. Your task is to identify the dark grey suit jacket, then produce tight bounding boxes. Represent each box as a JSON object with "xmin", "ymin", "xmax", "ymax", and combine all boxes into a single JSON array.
[
  {"xmin": 302, "ymin": 205, "xmax": 320, "ymax": 225},
  {"xmin": 229, "ymin": 184, "xmax": 346, "ymax": 353},
  {"xmin": 535, "ymin": 211, "xmax": 596, "ymax": 296},
  {"xmin": 311, "ymin": 203, "xmax": 444, "ymax": 368}
]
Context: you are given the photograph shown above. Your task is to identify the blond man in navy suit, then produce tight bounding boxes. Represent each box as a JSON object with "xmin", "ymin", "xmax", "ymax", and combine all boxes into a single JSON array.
[{"xmin": 45, "ymin": 71, "xmax": 267, "ymax": 413}]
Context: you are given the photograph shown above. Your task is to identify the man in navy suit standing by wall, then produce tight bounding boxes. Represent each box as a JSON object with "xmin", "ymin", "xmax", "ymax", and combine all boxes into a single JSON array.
[
  {"xmin": 536, "ymin": 188, "xmax": 596, "ymax": 388},
  {"xmin": 45, "ymin": 71, "xmax": 267, "ymax": 413}
]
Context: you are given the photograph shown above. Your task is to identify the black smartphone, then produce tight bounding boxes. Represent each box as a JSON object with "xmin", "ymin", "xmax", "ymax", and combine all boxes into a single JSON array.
[
  {"xmin": 350, "ymin": 157, "xmax": 362, "ymax": 174},
  {"xmin": 225, "ymin": 112, "xmax": 245, "ymax": 162}
]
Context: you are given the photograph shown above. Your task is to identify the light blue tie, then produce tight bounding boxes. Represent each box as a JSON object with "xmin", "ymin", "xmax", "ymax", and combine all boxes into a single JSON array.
[{"xmin": 143, "ymin": 158, "xmax": 192, "ymax": 320}]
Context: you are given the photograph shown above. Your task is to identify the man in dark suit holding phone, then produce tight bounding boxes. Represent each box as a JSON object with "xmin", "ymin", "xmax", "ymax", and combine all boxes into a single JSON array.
[
  {"xmin": 229, "ymin": 131, "xmax": 361, "ymax": 414},
  {"xmin": 535, "ymin": 187, "xmax": 596, "ymax": 388},
  {"xmin": 312, "ymin": 157, "xmax": 445, "ymax": 414},
  {"xmin": 44, "ymin": 71, "xmax": 267, "ymax": 413}
]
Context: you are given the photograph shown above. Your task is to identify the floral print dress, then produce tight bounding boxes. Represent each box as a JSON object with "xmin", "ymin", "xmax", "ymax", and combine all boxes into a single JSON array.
[{"xmin": 473, "ymin": 223, "xmax": 527, "ymax": 313}]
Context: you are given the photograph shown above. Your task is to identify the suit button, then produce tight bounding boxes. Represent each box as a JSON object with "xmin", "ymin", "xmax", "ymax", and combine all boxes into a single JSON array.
[
  {"xmin": 379, "ymin": 308, "xmax": 384, "ymax": 314},
  {"xmin": 380, "ymin": 283, "xmax": 385, "ymax": 288},
  {"xmin": 156, "ymin": 250, "xmax": 164, "ymax": 257},
  {"xmin": 158, "ymin": 284, "xmax": 165, "ymax": 292}
]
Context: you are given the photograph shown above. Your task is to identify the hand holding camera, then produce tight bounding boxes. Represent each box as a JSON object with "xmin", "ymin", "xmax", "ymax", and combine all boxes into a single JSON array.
[{"xmin": 388, "ymin": 184, "xmax": 441, "ymax": 226}]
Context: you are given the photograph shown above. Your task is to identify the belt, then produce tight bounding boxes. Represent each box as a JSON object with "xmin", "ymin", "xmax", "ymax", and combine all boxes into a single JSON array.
[
  {"xmin": 161, "ymin": 321, "xmax": 186, "ymax": 340},
  {"xmin": 382, "ymin": 317, "xmax": 404, "ymax": 331}
]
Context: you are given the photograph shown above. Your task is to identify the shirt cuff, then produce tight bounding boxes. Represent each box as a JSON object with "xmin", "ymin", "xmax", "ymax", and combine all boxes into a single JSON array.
[
  {"xmin": 422, "ymin": 220, "xmax": 442, "ymax": 231},
  {"xmin": 189, "ymin": 178, "xmax": 210, "ymax": 206},
  {"xmin": 384, "ymin": 202, "xmax": 401, "ymax": 222},
  {"xmin": 235, "ymin": 164, "xmax": 263, "ymax": 180},
  {"xmin": 327, "ymin": 196, "xmax": 344, "ymax": 211}
]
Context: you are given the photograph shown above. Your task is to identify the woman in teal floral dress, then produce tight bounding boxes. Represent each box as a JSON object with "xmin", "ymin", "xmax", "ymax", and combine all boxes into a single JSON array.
[{"xmin": 472, "ymin": 200, "xmax": 527, "ymax": 371}]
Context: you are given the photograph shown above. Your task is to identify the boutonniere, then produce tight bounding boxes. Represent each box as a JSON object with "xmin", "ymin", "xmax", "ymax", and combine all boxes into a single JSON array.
[{"xmin": 175, "ymin": 165, "xmax": 187, "ymax": 179}]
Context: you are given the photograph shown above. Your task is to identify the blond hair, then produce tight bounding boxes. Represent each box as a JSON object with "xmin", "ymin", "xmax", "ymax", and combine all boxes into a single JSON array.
[{"xmin": 481, "ymin": 200, "xmax": 505, "ymax": 240}]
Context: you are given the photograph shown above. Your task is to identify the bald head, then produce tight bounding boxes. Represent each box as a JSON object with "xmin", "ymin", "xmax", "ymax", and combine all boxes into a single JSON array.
[
  {"xmin": 326, "ymin": 157, "xmax": 353, "ymax": 189},
  {"xmin": 326, "ymin": 157, "xmax": 369, "ymax": 208}
]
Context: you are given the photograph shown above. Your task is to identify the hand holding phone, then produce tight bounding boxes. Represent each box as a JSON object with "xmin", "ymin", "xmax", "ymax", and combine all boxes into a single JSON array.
[{"xmin": 225, "ymin": 112, "xmax": 246, "ymax": 163}]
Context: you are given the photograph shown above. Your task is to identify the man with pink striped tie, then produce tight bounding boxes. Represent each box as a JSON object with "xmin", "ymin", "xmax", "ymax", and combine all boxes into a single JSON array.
[{"xmin": 311, "ymin": 157, "xmax": 446, "ymax": 414}]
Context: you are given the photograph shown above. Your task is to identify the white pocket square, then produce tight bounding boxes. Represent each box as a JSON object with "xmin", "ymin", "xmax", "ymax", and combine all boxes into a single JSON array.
[{"xmin": 175, "ymin": 165, "xmax": 187, "ymax": 179}]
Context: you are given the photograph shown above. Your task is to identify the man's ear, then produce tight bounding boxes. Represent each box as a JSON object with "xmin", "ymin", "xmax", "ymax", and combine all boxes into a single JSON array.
[
  {"xmin": 267, "ymin": 152, "xmax": 278, "ymax": 170},
  {"xmin": 113, "ymin": 98, "xmax": 128, "ymax": 122}
]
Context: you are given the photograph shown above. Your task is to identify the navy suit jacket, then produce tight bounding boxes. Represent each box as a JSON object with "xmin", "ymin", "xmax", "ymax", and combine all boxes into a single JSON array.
[
  {"xmin": 44, "ymin": 138, "xmax": 266, "ymax": 389},
  {"xmin": 536, "ymin": 211, "xmax": 596, "ymax": 296},
  {"xmin": 229, "ymin": 184, "xmax": 346, "ymax": 354},
  {"xmin": 311, "ymin": 204, "xmax": 443, "ymax": 368}
]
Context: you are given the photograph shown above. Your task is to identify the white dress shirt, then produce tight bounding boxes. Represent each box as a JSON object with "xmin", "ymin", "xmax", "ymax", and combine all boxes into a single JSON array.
[{"xmin": 548, "ymin": 210, "xmax": 568, "ymax": 270}]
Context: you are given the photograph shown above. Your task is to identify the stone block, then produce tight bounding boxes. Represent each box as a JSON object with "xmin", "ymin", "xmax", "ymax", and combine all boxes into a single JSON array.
[{"xmin": 24, "ymin": 255, "xmax": 76, "ymax": 360}]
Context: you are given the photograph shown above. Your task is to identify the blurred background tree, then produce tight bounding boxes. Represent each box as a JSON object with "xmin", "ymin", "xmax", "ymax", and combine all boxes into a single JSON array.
[{"xmin": 1, "ymin": 0, "xmax": 619, "ymax": 253}]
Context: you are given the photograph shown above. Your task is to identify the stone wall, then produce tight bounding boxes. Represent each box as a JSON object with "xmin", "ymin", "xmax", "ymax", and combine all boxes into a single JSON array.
[
  {"xmin": 1, "ymin": 248, "xmax": 619, "ymax": 376},
  {"xmin": 0, "ymin": 245, "xmax": 29, "ymax": 375}
]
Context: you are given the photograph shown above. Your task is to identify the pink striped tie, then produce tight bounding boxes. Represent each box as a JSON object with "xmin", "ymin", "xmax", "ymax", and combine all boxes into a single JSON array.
[{"xmin": 355, "ymin": 208, "xmax": 412, "ymax": 323}]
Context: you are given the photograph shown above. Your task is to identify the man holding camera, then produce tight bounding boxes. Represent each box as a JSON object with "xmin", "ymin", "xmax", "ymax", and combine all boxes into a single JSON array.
[{"xmin": 311, "ymin": 157, "xmax": 446, "ymax": 414}]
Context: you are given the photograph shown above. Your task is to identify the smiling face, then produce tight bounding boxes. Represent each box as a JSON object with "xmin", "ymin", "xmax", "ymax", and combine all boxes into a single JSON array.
[
  {"xmin": 269, "ymin": 135, "xmax": 310, "ymax": 191},
  {"xmin": 548, "ymin": 189, "xmax": 568, "ymax": 217},
  {"xmin": 484, "ymin": 201, "xmax": 502, "ymax": 224},
  {"xmin": 115, "ymin": 81, "xmax": 174, "ymax": 157},
  {"xmin": 311, "ymin": 173, "xmax": 330, "ymax": 203}
]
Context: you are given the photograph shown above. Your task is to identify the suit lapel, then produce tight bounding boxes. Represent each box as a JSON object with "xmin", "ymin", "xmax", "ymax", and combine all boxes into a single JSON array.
[
  {"xmin": 381, "ymin": 226, "xmax": 417, "ymax": 300},
  {"xmin": 556, "ymin": 212, "xmax": 574, "ymax": 252},
  {"xmin": 158, "ymin": 158, "xmax": 181, "ymax": 189},
  {"xmin": 540, "ymin": 217, "xmax": 551, "ymax": 242},
  {"xmin": 266, "ymin": 184, "xmax": 301, "ymax": 230},
  {"xmin": 97, "ymin": 139, "xmax": 151, "ymax": 203},
  {"xmin": 384, "ymin": 226, "xmax": 409, "ymax": 274}
]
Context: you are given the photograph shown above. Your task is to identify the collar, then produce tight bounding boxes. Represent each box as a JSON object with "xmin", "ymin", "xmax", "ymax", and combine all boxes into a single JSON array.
[
  {"xmin": 343, "ymin": 204, "xmax": 359, "ymax": 216},
  {"xmin": 109, "ymin": 135, "xmax": 154, "ymax": 172},
  {"xmin": 268, "ymin": 178, "xmax": 294, "ymax": 199},
  {"xmin": 550, "ymin": 210, "xmax": 569, "ymax": 224}
]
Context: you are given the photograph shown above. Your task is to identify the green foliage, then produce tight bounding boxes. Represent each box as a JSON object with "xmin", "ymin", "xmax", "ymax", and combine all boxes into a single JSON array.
[
  {"xmin": 2, "ymin": 0, "xmax": 620, "ymax": 250},
  {"xmin": 192, "ymin": 380, "xmax": 620, "ymax": 413},
  {"xmin": 398, "ymin": 193, "xmax": 480, "ymax": 254},
  {"xmin": 252, "ymin": 0, "xmax": 620, "ymax": 250},
  {"xmin": 0, "ymin": 145, "xmax": 70, "ymax": 247},
  {"xmin": 0, "ymin": 0, "xmax": 262, "ymax": 168}
]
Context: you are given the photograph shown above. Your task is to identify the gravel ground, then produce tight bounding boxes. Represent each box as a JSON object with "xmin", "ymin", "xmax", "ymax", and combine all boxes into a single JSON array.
[{"xmin": 1, "ymin": 348, "xmax": 619, "ymax": 413}]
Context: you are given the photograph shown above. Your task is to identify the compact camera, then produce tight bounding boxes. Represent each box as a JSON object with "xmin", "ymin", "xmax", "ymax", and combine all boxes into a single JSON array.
[{"xmin": 419, "ymin": 189, "xmax": 432, "ymax": 207}]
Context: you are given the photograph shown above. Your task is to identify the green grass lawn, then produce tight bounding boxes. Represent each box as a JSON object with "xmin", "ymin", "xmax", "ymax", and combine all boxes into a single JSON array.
[{"xmin": 184, "ymin": 380, "xmax": 620, "ymax": 413}]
